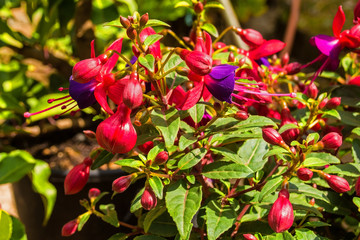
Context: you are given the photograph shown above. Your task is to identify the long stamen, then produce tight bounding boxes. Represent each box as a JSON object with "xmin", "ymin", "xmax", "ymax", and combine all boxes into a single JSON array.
[
  {"xmin": 303, "ymin": 57, "xmax": 330, "ymax": 94},
  {"xmin": 54, "ymin": 101, "xmax": 78, "ymax": 119},
  {"xmin": 48, "ymin": 95, "xmax": 71, "ymax": 103},
  {"xmin": 24, "ymin": 99, "xmax": 73, "ymax": 118},
  {"xmin": 300, "ymin": 54, "xmax": 326, "ymax": 70},
  {"xmin": 236, "ymin": 88, "xmax": 296, "ymax": 98}
]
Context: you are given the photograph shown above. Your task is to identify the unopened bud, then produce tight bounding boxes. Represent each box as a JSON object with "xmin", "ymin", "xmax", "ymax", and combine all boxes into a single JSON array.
[
  {"xmin": 154, "ymin": 151, "xmax": 169, "ymax": 165},
  {"xmin": 138, "ymin": 141, "xmax": 154, "ymax": 154},
  {"xmin": 175, "ymin": 66, "xmax": 190, "ymax": 76},
  {"xmin": 127, "ymin": 27, "xmax": 137, "ymax": 40},
  {"xmin": 319, "ymin": 132, "xmax": 342, "ymax": 150},
  {"xmin": 262, "ymin": 127, "xmax": 286, "ymax": 148},
  {"xmin": 123, "ymin": 72, "xmax": 143, "ymax": 109},
  {"xmin": 141, "ymin": 187, "xmax": 157, "ymax": 210},
  {"xmin": 309, "ymin": 198, "xmax": 315, "ymax": 206},
  {"xmin": 319, "ymin": 98, "xmax": 329, "ymax": 109},
  {"xmin": 284, "ymin": 62, "xmax": 302, "ymax": 75},
  {"xmin": 243, "ymin": 234, "xmax": 258, "ymax": 240},
  {"xmin": 112, "ymin": 174, "xmax": 135, "ymax": 193},
  {"xmin": 194, "ymin": 2, "xmax": 204, "ymax": 13},
  {"xmin": 307, "ymin": 83, "xmax": 318, "ymax": 99},
  {"xmin": 235, "ymin": 110, "xmax": 249, "ymax": 120},
  {"xmin": 64, "ymin": 158, "xmax": 92, "ymax": 195},
  {"xmin": 120, "ymin": 16, "xmax": 131, "ymax": 28},
  {"xmin": 320, "ymin": 172, "xmax": 350, "ymax": 193},
  {"xmin": 88, "ymin": 188, "xmax": 101, "ymax": 200},
  {"xmin": 297, "ymin": 168, "xmax": 313, "ymax": 181},
  {"xmin": 268, "ymin": 189, "xmax": 294, "ymax": 233},
  {"xmin": 61, "ymin": 219, "xmax": 79, "ymax": 237},
  {"xmin": 83, "ymin": 130, "xmax": 96, "ymax": 139},
  {"xmin": 228, "ymin": 52, "xmax": 235, "ymax": 62},
  {"xmin": 140, "ymin": 13, "xmax": 149, "ymax": 27},
  {"xmin": 281, "ymin": 53, "xmax": 289, "ymax": 66},
  {"xmin": 236, "ymin": 28, "xmax": 265, "ymax": 48},
  {"xmin": 325, "ymin": 97, "xmax": 341, "ymax": 109}
]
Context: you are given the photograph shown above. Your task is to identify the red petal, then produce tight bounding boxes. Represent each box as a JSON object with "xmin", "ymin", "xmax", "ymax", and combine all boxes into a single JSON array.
[
  {"xmin": 94, "ymin": 84, "xmax": 114, "ymax": 115},
  {"xmin": 333, "ymin": 6, "xmax": 345, "ymax": 38},
  {"xmin": 169, "ymin": 82, "xmax": 205, "ymax": 110},
  {"xmin": 249, "ymin": 40, "xmax": 285, "ymax": 60}
]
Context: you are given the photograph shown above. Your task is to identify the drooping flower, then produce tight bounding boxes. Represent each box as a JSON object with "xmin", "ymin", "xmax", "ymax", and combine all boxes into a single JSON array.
[
  {"xmin": 64, "ymin": 157, "xmax": 92, "ymax": 195},
  {"xmin": 268, "ymin": 189, "xmax": 294, "ymax": 233},
  {"xmin": 96, "ymin": 103, "xmax": 137, "ymax": 154},
  {"xmin": 122, "ymin": 72, "xmax": 143, "ymax": 109}
]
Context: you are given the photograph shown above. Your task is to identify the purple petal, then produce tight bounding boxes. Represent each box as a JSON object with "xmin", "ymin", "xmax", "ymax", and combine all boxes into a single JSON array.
[
  {"xmin": 256, "ymin": 57, "xmax": 270, "ymax": 67},
  {"xmin": 313, "ymin": 34, "xmax": 341, "ymax": 59},
  {"xmin": 69, "ymin": 76, "xmax": 97, "ymax": 109},
  {"xmin": 205, "ymin": 64, "xmax": 237, "ymax": 103}
]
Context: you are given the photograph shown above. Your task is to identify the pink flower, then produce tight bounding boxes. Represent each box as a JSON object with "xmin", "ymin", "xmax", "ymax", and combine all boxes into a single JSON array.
[
  {"xmin": 141, "ymin": 187, "xmax": 157, "ymax": 210},
  {"xmin": 96, "ymin": 103, "xmax": 137, "ymax": 154},
  {"xmin": 179, "ymin": 49, "xmax": 213, "ymax": 76},
  {"xmin": 61, "ymin": 219, "xmax": 79, "ymax": 236},
  {"xmin": 64, "ymin": 158, "xmax": 92, "ymax": 195},
  {"xmin": 319, "ymin": 132, "xmax": 343, "ymax": 150},
  {"xmin": 280, "ymin": 108, "xmax": 300, "ymax": 144},
  {"xmin": 88, "ymin": 188, "xmax": 101, "ymax": 200},
  {"xmin": 236, "ymin": 28, "xmax": 265, "ymax": 48},
  {"xmin": 112, "ymin": 175, "xmax": 135, "ymax": 193},
  {"xmin": 268, "ymin": 189, "xmax": 294, "ymax": 233},
  {"xmin": 154, "ymin": 151, "xmax": 169, "ymax": 165}
]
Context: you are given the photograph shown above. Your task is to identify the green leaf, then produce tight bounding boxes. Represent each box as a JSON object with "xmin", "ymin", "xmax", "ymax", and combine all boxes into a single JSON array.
[
  {"xmin": 144, "ymin": 34, "xmax": 163, "ymax": 47},
  {"xmin": 202, "ymin": 161, "xmax": 254, "ymax": 179},
  {"xmin": 143, "ymin": 204, "xmax": 166, "ymax": 233},
  {"xmin": 321, "ymin": 109, "xmax": 340, "ymax": 120},
  {"xmin": 30, "ymin": 160, "xmax": 57, "ymax": 225},
  {"xmin": 302, "ymin": 152, "xmax": 341, "ymax": 167},
  {"xmin": 179, "ymin": 133, "xmax": 197, "ymax": 151},
  {"xmin": 174, "ymin": 1, "xmax": 191, "ymax": 8},
  {"xmin": 178, "ymin": 148, "xmax": 207, "ymax": 170},
  {"xmin": 295, "ymin": 228, "xmax": 328, "ymax": 240},
  {"xmin": 78, "ymin": 212, "xmax": 91, "ymax": 231},
  {"xmin": 205, "ymin": 200, "xmax": 237, "ymax": 240},
  {"xmin": 323, "ymin": 163, "xmax": 360, "ymax": 177},
  {"xmin": 145, "ymin": 19, "xmax": 170, "ymax": 28},
  {"xmin": 238, "ymin": 139, "xmax": 268, "ymax": 171},
  {"xmin": 278, "ymin": 123, "xmax": 299, "ymax": 134},
  {"xmin": 352, "ymin": 127, "xmax": 360, "ymax": 136},
  {"xmin": 108, "ymin": 233, "xmax": 128, "ymax": 240},
  {"xmin": 288, "ymin": 182, "xmax": 329, "ymax": 203},
  {"xmin": 100, "ymin": 204, "xmax": 120, "ymax": 227},
  {"xmin": 93, "ymin": 192, "xmax": 109, "ymax": 206},
  {"xmin": 302, "ymin": 221, "xmax": 331, "ymax": 228},
  {"xmin": 149, "ymin": 176, "xmax": 164, "ymax": 199},
  {"xmin": 353, "ymin": 197, "xmax": 360, "ymax": 211},
  {"xmin": 9, "ymin": 215, "xmax": 27, "ymax": 240},
  {"xmin": 151, "ymin": 107, "xmax": 180, "ymax": 149},
  {"xmin": 147, "ymin": 211, "xmax": 178, "ymax": 237},
  {"xmin": 204, "ymin": 2, "xmax": 224, "ymax": 9},
  {"xmin": 210, "ymin": 147, "xmax": 242, "ymax": 164},
  {"xmin": 201, "ymin": 23, "xmax": 218, "ymax": 37},
  {"xmin": 130, "ymin": 188, "xmax": 145, "ymax": 213},
  {"xmin": 91, "ymin": 150, "xmax": 115, "ymax": 170},
  {"xmin": 352, "ymin": 139, "xmax": 360, "ymax": 164},
  {"xmin": 0, "ymin": 210, "xmax": 12, "ymax": 240},
  {"xmin": 0, "ymin": 150, "xmax": 36, "ymax": 184},
  {"xmin": 114, "ymin": 159, "xmax": 145, "ymax": 169},
  {"xmin": 258, "ymin": 175, "xmax": 283, "ymax": 203},
  {"xmin": 338, "ymin": 110, "xmax": 360, "ymax": 127},
  {"xmin": 188, "ymin": 103, "xmax": 205, "ymax": 124},
  {"xmin": 138, "ymin": 54, "xmax": 155, "ymax": 72},
  {"xmin": 147, "ymin": 143, "xmax": 166, "ymax": 162},
  {"xmin": 134, "ymin": 235, "xmax": 167, "ymax": 240},
  {"xmin": 165, "ymin": 180, "xmax": 202, "ymax": 240}
]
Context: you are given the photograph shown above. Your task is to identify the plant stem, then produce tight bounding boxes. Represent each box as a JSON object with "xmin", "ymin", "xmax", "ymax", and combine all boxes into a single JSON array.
[
  {"xmin": 166, "ymin": 29, "xmax": 191, "ymax": 50},
  {"xmin": 231, "ymin": 204, "xmax": 251, "ymax": 237}
]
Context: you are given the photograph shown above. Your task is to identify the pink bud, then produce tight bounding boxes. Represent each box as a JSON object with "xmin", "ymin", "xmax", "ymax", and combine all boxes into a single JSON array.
[
  {"xmin": 325, "ymin": 97, "xmax": 341, "ymax": 109},
  {"xmin": 281, "ymin": 53, "xmax": 289, "ymax": 66},
  {"xmin": 280, "ymin": 108, "xmax": 299, "ymax": 144},
  {"xmin": 284, "ymin": 62, "xmax": 302, "ymax": 75},
  {"xmin": 297, "ymin": 168, "xmax": 313, "ymax": 181},
  {"xmin": 355, "ymin": 176, "xmax": 360, "ymax": 196},
  {"xmin": 123, "ymin": 72, "xmax": 143, "ymax": 109},
  {"xmin": 64, "ymin": 158, "xmax": 92, "ymax": 195},
  {"xmin": 96, "ymin": 103, "xmax": 137, "ymax": 154},
  {"xmin": 320, "ymin": 132, "xmax": 342, "ymax": 150},
  {"xmin": 243, "ymin": 234, "xmax": 258, "ymax": 240},
  {"xmin": 236, "ymin": 28, "xmax": 265, "ymax": 48},
  {"xmin": 194, "ymin": 2, "xmax": 204, "ymax": 13},
  {"xmin": 154, "ymin": 151, "xmax": 169, "ymax": 165},
  {"xmin": 88, "ymin": 188, "xmax": 101, "ymax": 200},
  {"xmin": 234, "ymin": 110, "xmax": 249, "ymax": 120},
  {"xmin": 309, "ymin": 198, "xmax": 315, "ymax": 206},
  {"xmin": 112, "ymin": 175, "xmax": 134, "ymax": 193},
  {"xmin": 138, "ymin": 141, "xmax": 154, "ymax": 154},
  {"xmin": 306, "ymin": 83, "xmax": 318, "ymax": 99},
  {"xmin": 262, "ymin": 128, "xmax": 286, "ymax": 147},
  {"xmin": 179, "ymin": 49, "xmax": 213, "ymax": 76},
  {"xmin": 268, "ymin": 189, "xmax": 294, "ymax": 233},
  {"xmin": 72, "ymin": 52, "xmax": 110, "ymax": 84},
  {"xmin": 318, "ymin": 98, "xmax": 329, "ymax": 109},
  {"xmin": 141, "ymin": 187, "xmax": 157, "ymax": 210},
  {"xmin": 323, "ymin": 173, "xmax": 350, "ymax": 193},
  {"xmin": 61, "ymin": 219, "xmax": 79, "ymax": 236}
]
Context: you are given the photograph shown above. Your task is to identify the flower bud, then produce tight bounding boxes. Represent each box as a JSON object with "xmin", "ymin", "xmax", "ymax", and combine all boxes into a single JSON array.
[
  {"xmin": 154, "ymin": 151, "xmax": 169, "ymax": 165},
  {"xmin": 127, "ymin": 27, "xmax": 137, "ymax": 40},
  {"xmin": 236, "ymin": 28, "xmax": 265, "ymax": 48},
  {"xmin": 141, "ymin": 187, "xmax": 157, "ymax": 210},
  {"xmin": 262, "ymin": 128, "xmax": 286, "ymax": 147},
  {"xmin": 243, "ymin": 234, "xmax": 258, "ymax": 240},
  {"xmin": 112, "ymin": 174, "xmax": 135, "ymax": 193},
  {"xmin": 325, "ymin": 97, "xmax": 341, "ymax": 109},
  {"xmin": 297, "ymin": 168, "xmax": 313, "ymax": 181},
  {"xmin": 306, "ymin": 83, "xmax": 318, "ymax": 99},
  {"xmin": 280, "ymin": 108, "xmax": 299, "ymax": 144},
  {"xmin": 281, "ymin": 53, "xmax": 289, "ymax": 66},
  {"xmin": 309, "ymin": 198, "xmax": 315, "ymax": 206},
  {"xmin": 64, "ymin": 158, "xmax": 92, "ymax": 195},
  {"xmin": 318, "ymin": 98, "xmax": 329, "ymax": 109},
  {"xmin": 355, "ymin": 176, "xmax": 360, "ymax": 196},
  {"xmin": 319, "ymin": 132, "xmax": 342, "ymax": 150},
  {"xmin": 322, "ymin": 173, "xmax": 350, "ymax": 193},
  {"xmin": 194, "ymin": 2, "xmax": 204, "ymax": 13},
  {"xmin": 72, "ymin": 53, "xmax": 110, "ymax": 84},
  {"xmin": 284, "ymin": 62, "xmax": 302, "ymax": 75},
  {"xmin": 120, "ymin": 16, "xmax": 131, "ymax": 28},
  {"xmin": 268, "ymin": 189, "xmax": 294, "ymax": 233},
  {"xmin": 96, "ymin": 103, "xmax": 137, "ymax": 154},
  {"xmin": 88, "ymin": 188, "xmax": 101, "ymax": 200},
  {"xmin": 139, "ymin": 13, "xmax": 149, "ymax": 27},
  {"xmin": 234, "ymin": 110, "xmax": 249, "ymax": 120},
  {"xmin": 138, "ymin": 141, "xmax": 154, "ymax": 154},
  {"xmin": 228, "ymin": 51, "xmax": 235, "ymax": 62},
  {"xmin": 123, "ymin": 72, "xmax": 143, "ymax": 109},
  {"xmin": 178, "ymin": 48, "xmax": 213, "ymax": 76},
  {"xmin": 83, "ymin": 130, "xmax": 96, "ymax": 139},
  {"xmin": 61, "ymin": 219, "xmax": 79, "ymax": 236}
]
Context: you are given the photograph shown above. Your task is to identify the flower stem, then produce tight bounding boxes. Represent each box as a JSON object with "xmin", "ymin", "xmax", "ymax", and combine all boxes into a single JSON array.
[{"xmin": 213, "ymin": 26, "xmax": 236, "ymax": 45}]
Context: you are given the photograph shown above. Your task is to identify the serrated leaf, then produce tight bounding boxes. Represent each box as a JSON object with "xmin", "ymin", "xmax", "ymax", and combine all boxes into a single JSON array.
[
  {"xmin": 138, "ymin": 54, "xmax": 155, "ymax": 72},
  {"xmin": 0, "ymin": 150, "xmax": 35, "ymax": 184},
  {"xmin": 174, "ymin": 1, "xmax": 191, "ymax": 8},
  {"xmin": 165, "ymin": 180, "xmax": 202, "ymax": 240},
  {"xmin": 179, "ymin": 133, "xmax": 197, "ymax": 151},
  {"xmin": 205, "ymin": 200, "xmax": 237, "ymax": 240},
  {"xmin": 323, "ymin": 163, "xmax": 360, "ymax": 177},
  {"xmin": 201, "ymin": 23, "xmax": 218, "ymax": 37},
  {"xmin": 204, "ymin": 2, "xmax": 224, "ymax": 9},
  {"xmin": 145, "ymin": 19, "xmax": 170, "ymax": 28},
  {"xmin": 303, "ymin": 152, "xmax": 341, "ymax": 167},
  {"xmin": 151, "ymin": 107, "xmax": 180, "ymax": 149},
  {"xmin": 149, "ymin": 176, "xmax": 164, "ymax": 199},
  {"xmin": 143, "ymin": 204, "xmax": 166, "ymax": 233},
  {"xmin": 91, "ymin": 150, "xmax": 115, "ymax": 170},
  {"xmin": 178, "ymin": 148, "xmax": 207, "ymax": 170},
  {"xmin": 0, "ymin": 210, "xmax": 12, "ymax": 240},
  {"xmin": 100, "ymin": 204, "xmax": 120, "ymax": 227},
  {"xmin": 144, "ymin": 34, "xmax": 163, "ymax": 47},
  {"xmin": 258, "ymin": 175, "xmax": 283, "ymax": 203},
  {"xmin": 202, "ymin": 161, "xmax": 254, "ymax": 179},
  {"xmin": 78, "ymin": 212, "xmax": 91, "ymax": 231}
]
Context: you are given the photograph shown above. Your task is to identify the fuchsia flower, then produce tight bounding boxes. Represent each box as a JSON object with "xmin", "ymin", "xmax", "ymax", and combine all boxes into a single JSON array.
[
  {"xmin": 112, "ymin": 174, "xmax": 135, "ymax": 193},
  {"xmin": 321, "ymin": 173, "xmax": 350, "ymax": 193},
  {"xmin": 96, "ymin": 103, "xmax": 137, "ymax": 154},
  {"xmin": 61, "ymin": 219, "xmax": 79, "ymax": 236},
  {"xmin": 268, "ymin": 189, "xmax": 294, "ymax": 233},
  {"xmin": 262, "ymin": 127, "xmax": 286, "ymax": 147},
  {"xmin": 122, "ymin": 72, "xmax": 143, "ymax": 109},
  {"xmin": 64, "ymin": 157, "xmax": 92, "ymax": 195},
  {"xmin": 280, "ymin": 108, "xmax": 300, "ymax": 144},
  {"xmin": 141, "ymin": 187, "xmax": 157, "ymax": 210},
  {"xmin": 297, "ymin": 168, "xmax": 313, "ymax": 181}
]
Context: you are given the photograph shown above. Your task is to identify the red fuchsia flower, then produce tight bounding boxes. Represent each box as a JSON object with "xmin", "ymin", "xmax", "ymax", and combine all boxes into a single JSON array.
[
  {"xmin": 154, "ymin": 151, "xmax": 169, "ymax": 165},
  {"xmin": 348, "ymin": 76, "xmax": 360, "ymax": 85},
  {"xmin": 64, "ymin": 157, "xmax": 92, "ymax": 195},
  {"xmin": 96, "ymin": 103, "xmax": 137, "ymax": 154},
  {"xmin": 88, "ymin": 188, "xmax": 101, "ymax": 200},
  {"xmin": 268, "ymin": 189, "xmax": 294, "ymax": 233},
  {"xmin": 141, "ymin": 187, "xmax": 157, "ymax": 210},
  {"xmin": 317, "ymin": 132, "xmax": 343, "ymax": 150},
  {"xmin": 122, "ymin": 72, "xmax": 143, "ymax": 109},
  {"xmin": 236, "ymin": 28, "xmax": 265, "ymax": 48},
  {"xmin": 303, "ymin": 5, "xmax": 360, "ymax": 91},
  {"xmin": 138, "ymin": 141, "xmax": 154, "ymax": 154},
  {"xmin": 262, "ymin": 127, "xmax": 287, "ymax": 148},
  {"xmin": 324, "ymin": 97, "xmax": 341, "ymax": 109},
  {"xmin": 355, "ymin": 176, "xmax": 360, "ymax": 196},
  {"xmin": 297, "ymin": 168, "xmax": 313, "ymax": 181},
  {"xmin": 320, "ymin": 172, "xmax": 350, "ymax": 193},
  {"xmin": 280, "ymin": 108, "xmax": 300, "ymax": 144},
  {"xmin": 243, "ymin": 234, "xmax": 258, "ymax": 240},
  {"xmin": 179, "ymin": 48, "xmax": 213, "ymax": 76},
  {"xmin": 112, "ymin": 174, "xmax": 136, "ymax": 193},
  {"xmin": 61, "ymin": 219, "xmax": 79, "ymax": 237}
]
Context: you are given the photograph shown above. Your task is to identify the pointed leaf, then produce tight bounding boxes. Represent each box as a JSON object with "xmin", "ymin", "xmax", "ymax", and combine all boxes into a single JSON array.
[
  {"xmin": 0, "ymin": 150, "xmax": 35, "ymax": 184},
  {"xmin": 9, "ymin": 215, "xmax": 27, "ymax": 240},
  {"xmin": 144, "ymin": 34, "xmax": 163, "ymax": 48},
  {"xmin": 179, "ymin": 133, "xmax": 197, "ymax": 151},
  {"xmin": 177, "ymin": 148, "xmax": 207, "ymax": 170},
  {"xmin": 100, "ymin": 204, "xmax": 120, "ymax": 227},
  {"xmin": 0, "ymin": 210, "xmax": 12, "ymax": 240},
  {"xmin": 174, "ymin": 1, "xmax": 191, "ymax": 8},
  {"xmin": 352, "ymin": 139, "xmax": 360, "ymax": 164},
  {"xmin": 201, "ymin": 23, "xmax": 218, "ymax": 38},
  {"xmin": 78, "ymin": 212, "xmax": 91, "ymax": 231},
  {"xmin": 145, "ymin": 19, "xmax": 170, "ymax": 28},
  {"xmin": 147, "ymin": 143, "xmax": 166, "ymax": 161},
  {"xmin": 202, "ymin": 161, "xmax": 254, "ymax": 179},
  {"xmin": 323, "ymin": 163, "xmax": 360, "ymax": 177},
  {"xmin": 91, "ymin": 150, "xmax": 115, "ymax": 170},
  {"xmin": 188, "ymin": 103, "xmax": 205, "ymax": 124},
  {"xmin": 238, "ymin": 139, "xmax": 268, "ymax": 171},
  {"xmin": 303, "ymin": 152, "xmax": 341, "ymax": 167},
  {"xmin": 204, "ymin": 2, "xmax": 224, "ymax": 9},
  {"xmin": 143, "ymin": 204, "xmax": 167, "ymax": 233},
  {"xmin": 165, "ymin": 180, "xmax": 202, "ymax": 240},
  {"xmin": 258, "ymin": 175, "xmax": 283, "ymax": 203},
  {"xmin": 149, "ymin": 176, "xmax": 164, "ymax": 199},
  {"xmin": 151, "ymin": 107, "xmax": 180, "ymax": 148}
]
